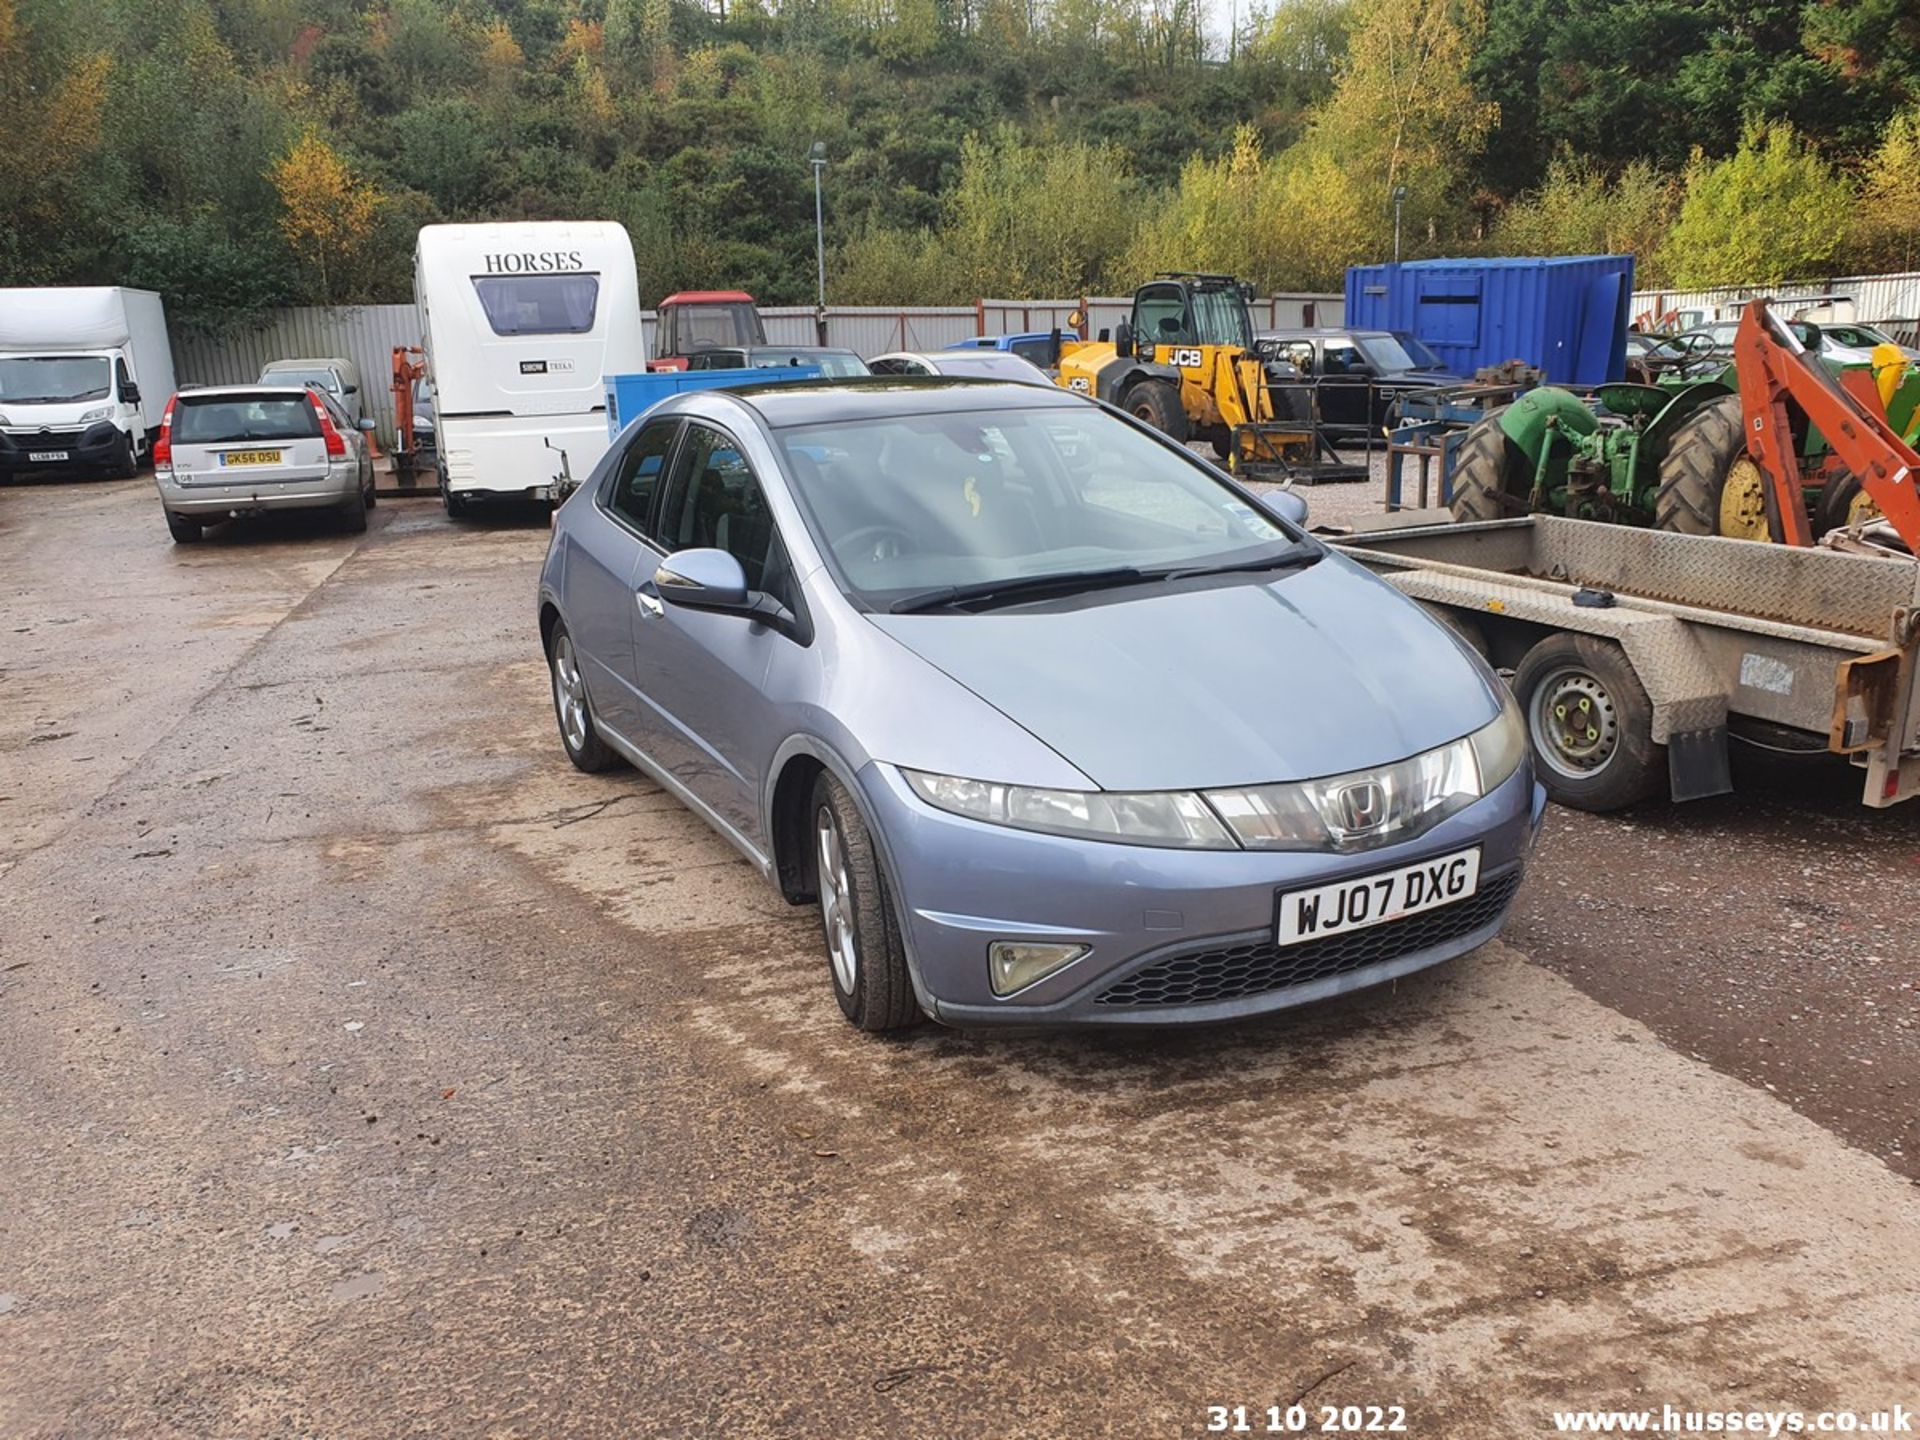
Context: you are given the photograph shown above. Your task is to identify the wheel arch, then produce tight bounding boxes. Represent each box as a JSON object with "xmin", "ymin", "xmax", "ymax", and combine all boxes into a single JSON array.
[{"xmin": 762, "ymin": 736, "xmax": 939, "ymax": 1014}]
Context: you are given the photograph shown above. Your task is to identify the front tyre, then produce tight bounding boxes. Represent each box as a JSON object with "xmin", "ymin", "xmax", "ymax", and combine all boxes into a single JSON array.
[
  {"xmin": 811, "ymin": 771, "xmax": 921, "ymax": 1032},
  {"xmin": 113, "ymin": 432, "xmax": 139, "ymax": 479},
  {"xmin": 547, "ymin": 622, "xmax": 619, "ymax": 773},
  {"xmin": 1123, "ymin": 378, "xmax": 1190, "ymax": 444}
]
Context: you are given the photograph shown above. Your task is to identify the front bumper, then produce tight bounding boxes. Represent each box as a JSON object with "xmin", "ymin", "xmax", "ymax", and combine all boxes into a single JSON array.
[
  {"xmin": 859, "ymin": 761, "xmax": 1546, "ymax": 1027},
  {"xmin": 0, "ymin": 423, "xmax": 126, "ymax": 474},
  {"xmin": 155, "ymin": 467, "xmax": 359, "ymax": 517}
]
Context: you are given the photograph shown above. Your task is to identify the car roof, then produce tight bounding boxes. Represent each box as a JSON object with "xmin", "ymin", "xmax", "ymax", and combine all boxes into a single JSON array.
[
  {"xmin": 261, "ymin": 357, "xmax": 352, "ymax": 370},
  {"xmin": 687, "ymin": 377, "xmax": 1081, "ymax": 429},
  {"xmin": 1257, "ymin": 328, "xmax": 1388, "ymax": 339}
]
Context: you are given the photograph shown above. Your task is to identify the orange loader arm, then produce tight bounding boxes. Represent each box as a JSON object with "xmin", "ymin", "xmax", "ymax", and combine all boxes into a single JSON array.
[{"xmin": 1733, "ymin": 299, "xmax": 1920, "ymax": 551}]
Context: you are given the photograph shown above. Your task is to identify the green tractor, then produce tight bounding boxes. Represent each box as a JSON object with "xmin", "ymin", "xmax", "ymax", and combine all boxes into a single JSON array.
[{"xmin": 1448, "ymin": 358, "xmax": 1918, "ymax": 541}]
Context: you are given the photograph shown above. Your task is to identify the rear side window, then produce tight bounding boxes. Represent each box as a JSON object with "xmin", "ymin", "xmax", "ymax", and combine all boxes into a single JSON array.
[
  {"xmin": 174, "ymin": 396, "xmax": 321, "ymax": 443},
  {"xmin": 472, "ymin": 274, "xmax": 600, "ymax": 336}
]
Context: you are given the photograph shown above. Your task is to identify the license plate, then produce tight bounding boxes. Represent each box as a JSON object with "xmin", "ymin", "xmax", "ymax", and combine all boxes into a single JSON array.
[
  {"xmin": 1276, "ymin": 846, "xmax": 1481, "ymax": 946},
  {"xmin": 219, "ymin": 450, "xmax": 283, "ymax": 467},
  {"xmin": 28, "ymin": 450, "xmax": 68, "ymax": 462}
]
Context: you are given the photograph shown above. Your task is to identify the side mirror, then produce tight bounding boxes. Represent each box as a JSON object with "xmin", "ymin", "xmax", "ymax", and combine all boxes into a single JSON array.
[
  {"xmin": 1258, "ymin": 487, "xmax": 1308, "ymax": 527},
  {"xmin": 357, "ymin": 417, "xmax": 377, "ymax": 433},
  {"xmin": 122, "ymin": 383, "xmax": 141, "ymax": 405},
  {"xmin": 1114, "ymin": 320, "xmax": 1135, "ymax": 359},
  {"xmin": 654, "ymin": 548, "xmax": 751, "ymax": 612},
  {"xmin": 342, "ymin": 383, "xmax": 358, "ymax": 395}
]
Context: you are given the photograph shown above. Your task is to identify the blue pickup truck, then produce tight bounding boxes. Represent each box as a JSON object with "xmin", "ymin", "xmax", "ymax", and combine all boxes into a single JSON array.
[{"xmin": 945, "ymin": 333, "xmax": 1057, "ymax": 367}]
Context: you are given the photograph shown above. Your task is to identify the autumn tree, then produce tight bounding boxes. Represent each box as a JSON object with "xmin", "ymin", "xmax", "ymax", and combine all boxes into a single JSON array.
[
  {"xmin": 273, "ymin": 131, "xmax": 382, "ymax": 303},
  {"xmin": 1492, "ymin": 157, "xmax": 1678, "ymax": 281},
  {"xmin": 1658, "ymin": 122, "xmax": 1855, "ymax": 288},
  {"xmin": 1311, "ymin": 0, "xmax": 1497, "ymax": 252},
  {"xmin": 1856, "ymin": 108, "xmax": 1920, "ymax": 274}
]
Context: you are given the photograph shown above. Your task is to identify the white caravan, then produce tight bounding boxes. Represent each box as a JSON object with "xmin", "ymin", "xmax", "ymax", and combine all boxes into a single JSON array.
[
  {"xmin": 0, "ymin": 287, "xmax": 176, "ymax": 480},
  {"xmin": 414, "ymin": 222, "xmax": 645, "ymax": 512}
]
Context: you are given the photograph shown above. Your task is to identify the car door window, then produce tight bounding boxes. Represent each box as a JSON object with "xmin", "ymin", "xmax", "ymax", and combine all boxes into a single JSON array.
[
  {"xmin": 604, "ymin": 419, "xmax": 679, "ymax": 534},
  {"xmin": 1280, "ymin": 341, "xmax": 1315, "ymax": 375},
  {"xmin": 1322, "ymin": 342, "xmax": 1364, "ymax": 375},
  {"xmin": 655, "ymin": 424, "xmax": 784, "ymax": 595}
]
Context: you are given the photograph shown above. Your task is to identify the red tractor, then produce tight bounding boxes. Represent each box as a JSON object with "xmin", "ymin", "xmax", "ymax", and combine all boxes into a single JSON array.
[{"xmin": 648, "ymin": 291, "xmax": 767, "ymax": 372}]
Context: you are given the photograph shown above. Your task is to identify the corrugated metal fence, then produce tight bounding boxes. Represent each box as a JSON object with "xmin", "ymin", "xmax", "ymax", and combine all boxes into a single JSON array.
[
  {"xmin": 171, "ymin": 304, "xmax": 424, "ymax": 447},
  {"xmin": 1633, "ymin": 271, "xmax": 1920, "ymax": 329},
  {"xmin": 174, "ymin": 292, "xmax": 1344, "ymax": 446}
]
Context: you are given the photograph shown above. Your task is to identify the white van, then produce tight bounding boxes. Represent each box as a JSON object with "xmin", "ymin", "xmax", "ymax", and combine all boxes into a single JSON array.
[
  {"xmin": 414, "ymin": 222, "xmax": 646, "ymax": 514},
  {"xmin": 0, "ymin": 287, "xmax": 176, "ymax": 480}
]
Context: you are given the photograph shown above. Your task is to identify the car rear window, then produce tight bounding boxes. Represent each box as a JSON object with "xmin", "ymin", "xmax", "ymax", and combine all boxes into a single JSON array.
[
  {"xmin": 174, "ymin": 395, "xmax": 321, "ymax": 444},
  {"xmin": 472, "ymin": 274, "xmax": 600, "ymax": 336}
]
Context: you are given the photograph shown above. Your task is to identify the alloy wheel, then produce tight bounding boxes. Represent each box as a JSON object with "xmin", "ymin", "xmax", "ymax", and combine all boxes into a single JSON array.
[
  {"xmin": 815, "ymin": 805, "xmax": 859, "ymax": 994},
  {"xmin": 551, "ymin": 634, "xmax": 589, "ymax": 753}
]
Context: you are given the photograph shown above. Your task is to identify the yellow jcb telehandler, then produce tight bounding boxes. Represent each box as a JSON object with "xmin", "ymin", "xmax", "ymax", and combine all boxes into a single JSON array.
[{"xmin": 1054, "ymin": 273, "xmax": 1362, "ymax": 481}]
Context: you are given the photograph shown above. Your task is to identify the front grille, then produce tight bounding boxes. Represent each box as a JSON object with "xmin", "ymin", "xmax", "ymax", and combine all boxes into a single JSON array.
[{"xmin": 1093, "ymin": 868, "xmax": 1522, "ymax": 1008}]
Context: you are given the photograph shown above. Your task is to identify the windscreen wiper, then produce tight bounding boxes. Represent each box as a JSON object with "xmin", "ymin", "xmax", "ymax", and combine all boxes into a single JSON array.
[
  {"xmin": 1159, "ymin": 543, "xmax": 1322, "ymax": 584},
  {"xmin": 889, "ymin": 565, "xmax": 1151, "ymax": 614}
]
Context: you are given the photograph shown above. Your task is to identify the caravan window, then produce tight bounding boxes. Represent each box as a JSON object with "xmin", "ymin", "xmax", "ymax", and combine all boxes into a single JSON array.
[{"xmin": 472, "ymin": 274, "xmax": 601, "ymax": 336}]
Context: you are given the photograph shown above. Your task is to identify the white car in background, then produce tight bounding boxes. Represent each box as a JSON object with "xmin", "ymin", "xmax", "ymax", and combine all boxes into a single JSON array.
[{"xmin": 867, "ymin": 350, "xmax": 1056, "ymax": 385}]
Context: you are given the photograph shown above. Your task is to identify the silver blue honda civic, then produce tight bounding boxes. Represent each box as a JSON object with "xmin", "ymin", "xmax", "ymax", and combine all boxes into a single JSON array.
[{"xmin": 537, "ymin": 379, "xmax": 1544, "ymax": 1031}]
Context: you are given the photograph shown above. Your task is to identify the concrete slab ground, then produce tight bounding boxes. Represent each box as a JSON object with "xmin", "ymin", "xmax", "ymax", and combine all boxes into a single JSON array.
[{"xmin": 1, "ymin": 477, "xmax": 1915, "ymax": 1438}]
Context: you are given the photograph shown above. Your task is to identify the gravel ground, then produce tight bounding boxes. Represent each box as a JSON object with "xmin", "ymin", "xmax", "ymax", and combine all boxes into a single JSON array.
[{"xmin": 2, "ymin": 474, "xmax": 1917, "ymax": 1437}]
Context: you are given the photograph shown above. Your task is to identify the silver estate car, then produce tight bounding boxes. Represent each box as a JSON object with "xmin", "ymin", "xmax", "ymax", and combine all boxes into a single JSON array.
[
  {"xmin": 538, "ymin": 379, "xmax": 1543, "ymax": 1031},
  {"xmin": 153, "ymin": 384, "xmax": 377, "ymax": 543}
]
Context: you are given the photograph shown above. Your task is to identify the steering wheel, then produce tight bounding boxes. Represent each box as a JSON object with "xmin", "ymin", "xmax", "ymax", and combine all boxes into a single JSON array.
[{"xmin": 836, "ymin": 525, "xmax": 916, "ymax": 563}]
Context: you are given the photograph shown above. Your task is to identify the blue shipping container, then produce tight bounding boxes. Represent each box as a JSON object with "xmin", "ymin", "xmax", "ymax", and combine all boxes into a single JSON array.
[
  {"xmin": 604, "ymin": 367, "xmax": 822, "ymax": 439},
  {"xmin": 1343, "ymin": 255, "xmax": 1635, "ymax": 386}
]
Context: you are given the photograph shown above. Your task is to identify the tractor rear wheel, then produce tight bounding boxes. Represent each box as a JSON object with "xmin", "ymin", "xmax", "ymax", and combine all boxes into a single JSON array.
[
  {"xmin": 1816, "ymin": 471, "xmax": 1880, "ymax": 535},
  {"xmin": 1123, "ymin": 379, "xmax": 1189, "ymax": 444},
  {"xmin": 1653, "ymin": 395, "xmax": 1775, "ymax": 540},
  {"xmin": 1448, "ymin": 408, "xmax": 1526, "ymax": 523}
]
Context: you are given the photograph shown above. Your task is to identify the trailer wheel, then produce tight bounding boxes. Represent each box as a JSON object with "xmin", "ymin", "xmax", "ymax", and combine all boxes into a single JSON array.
[
  {"xmin": 1447, "ymin": 408, "xmax": 1524, "ymax": 522},
  {"xmin": 1123, "ymin": 379, "xmax": 1189, "ymax": 443},
  {"xmin": 1512, "ymin": 634, "xmax": 1664, "ymax": 811},
  {"xmin": 1653, "ymin": 395, "xmax": 1776, "ymax": 540}
]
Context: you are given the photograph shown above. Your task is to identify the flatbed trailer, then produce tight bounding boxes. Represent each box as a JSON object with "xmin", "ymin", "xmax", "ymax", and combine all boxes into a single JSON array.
[{"xmin": 1331, "ymin": 515, "xmax": 1920, "ymax": 811}]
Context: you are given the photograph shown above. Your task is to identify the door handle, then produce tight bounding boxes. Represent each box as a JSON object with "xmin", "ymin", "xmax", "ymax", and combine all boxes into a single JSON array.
[{"xmin": 636, "ymin": 590, "xmax": 664, "ymax": 619}]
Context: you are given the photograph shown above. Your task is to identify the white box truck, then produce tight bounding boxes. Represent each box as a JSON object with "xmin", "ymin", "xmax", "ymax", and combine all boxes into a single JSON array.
[
  {"xmin": 0, "ymin": 287, "xmax": 176, "ymax": 480},
  {"xmin": 414, "ymin": 222, "xmax": 646, "ymax": 514}
]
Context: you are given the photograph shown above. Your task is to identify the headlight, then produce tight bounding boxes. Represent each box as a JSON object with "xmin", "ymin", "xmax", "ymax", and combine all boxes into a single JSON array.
[
  {"xmin": 79, "ymin": 406, "xmax": 112, "ymax": 423},
  {"xmin": 1205, "ymin": 696, "xmax": 1527, "ymax": 854},
  {"xmin": 901, "ymin": 770, "xmax": 1235, "ymax": 849},
  {"xmin": 0, "ymin": 412, "xmax": 10, "ymax": 425},
  {"xmin": 902, "ymin": 695, "xmax": 1526, "ymax": 854}
]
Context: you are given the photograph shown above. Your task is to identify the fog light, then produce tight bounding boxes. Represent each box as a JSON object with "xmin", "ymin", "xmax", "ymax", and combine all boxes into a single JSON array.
[{"xmin": 989, "ymin": 941, "xmax": 1090, "ymax": 997}]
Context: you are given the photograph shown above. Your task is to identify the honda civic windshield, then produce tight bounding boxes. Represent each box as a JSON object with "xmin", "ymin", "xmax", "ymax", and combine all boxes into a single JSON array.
[
  {"xmin": 776, "ymin": 403, "xmax": 1300, "ymax": 610},
  {"xmin": 0, "ymin": 356, "xmax": 111, "ymax": 403}
]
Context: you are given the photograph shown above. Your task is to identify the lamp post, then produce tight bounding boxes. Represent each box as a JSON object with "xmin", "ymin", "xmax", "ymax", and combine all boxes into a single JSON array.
[
  {"xmin": 1393, "ymin": 184, "xmax": 1407, "ymax": 265},
  {"xmin": 809, "ymin": 141, "xmax": 828, "ymax": 342}
]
